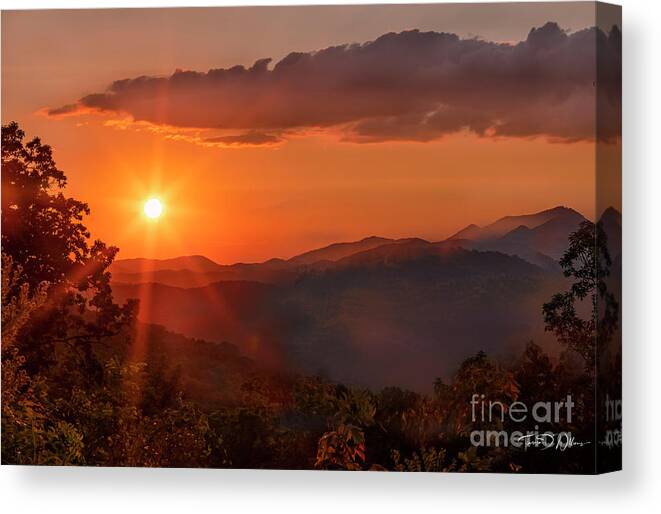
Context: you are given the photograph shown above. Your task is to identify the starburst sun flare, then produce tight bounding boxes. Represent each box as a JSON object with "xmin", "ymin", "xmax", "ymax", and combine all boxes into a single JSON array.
[{"xmin": 144, "ymin": 198, "xmax": 163, "ymax": 219}]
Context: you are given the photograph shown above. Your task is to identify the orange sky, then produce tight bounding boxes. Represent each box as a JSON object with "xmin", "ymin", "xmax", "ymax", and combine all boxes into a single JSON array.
[{"xmin": 2, "ymin": 5, "xmax": 617, "ymax": 263}]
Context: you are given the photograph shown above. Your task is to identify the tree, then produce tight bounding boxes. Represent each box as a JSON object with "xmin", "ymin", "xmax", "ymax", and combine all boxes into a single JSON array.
[
  {"xmin": 441, "ymin": 351, "xmax": 519, "ymax": 436},
  {"xmin": 315, "ymin": 423, "xmax": 366, "ymax": 470},
  {"xmin": 1, "ymin": 254, "xmax": 84, "ymax": 465},
  {"xmin": 542, "ymin": 220, "xmax": 618, "ymax": 371},
  {"xmin": 1, "ymin": 122, "xmax": 136, "ymax": 374},
  {"xmin": 513, "ymin": 341, "xmax": 556, "ymax": 401},
  {"xmin": 314, "ymin": 388, "xmax": 375, "ymax": 470}
]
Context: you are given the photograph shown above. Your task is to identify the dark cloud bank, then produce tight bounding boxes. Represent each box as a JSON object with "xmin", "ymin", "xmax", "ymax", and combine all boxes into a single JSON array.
[{"xmin": 48, "ymin": 22, "xmax": 621, "ymax": 145}]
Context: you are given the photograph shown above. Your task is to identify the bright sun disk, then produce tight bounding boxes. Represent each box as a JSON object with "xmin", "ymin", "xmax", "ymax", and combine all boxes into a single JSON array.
[{"xmin": 144, "ymin": 198, "xmax": 163, "ymax": 219}]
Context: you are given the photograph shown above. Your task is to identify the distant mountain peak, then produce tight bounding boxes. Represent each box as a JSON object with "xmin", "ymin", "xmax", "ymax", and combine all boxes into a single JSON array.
[
  {"xmin": 111, "ymin": 254, "xmax": 222, "ymax": 274},
  {"xmin": 112, "ymin": 205, "xmax": 593, "ymax": 286},
  {"xmin": 288, "ymin": 236, "xmax": 396, "ymax": 265},
  {"xmin": 447, "ymin": 205, "xmax": 586, "ymax": 243},
  {"xmin": 509, "ymin": 224, "xmax": 532, "ymax": 234},
  {"xmin": 600, "ymin": 206, "xmax": 622, "ymax": 222},
  {"xmin": 494, "ymin": 205, "xmax": 580, "ymax": 223},
  {"xmin": 449, "ymin": 223, "xmax": 482, "ymax": 240},
  {"xmin": 546, "ymin": 205, "xmax": 573, "ymax": 213},
  {"xmin": 360, "ymin": 235, "xmax": 390, "ymax": 242}
]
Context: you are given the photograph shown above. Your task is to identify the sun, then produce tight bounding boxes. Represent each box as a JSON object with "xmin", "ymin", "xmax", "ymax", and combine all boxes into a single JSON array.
[{"xmin": 143, "ymin": 198, "xmax": 163, "ymax": 219}]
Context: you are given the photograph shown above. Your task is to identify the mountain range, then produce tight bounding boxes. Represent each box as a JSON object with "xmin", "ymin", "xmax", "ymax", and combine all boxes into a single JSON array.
[
  {"xmin": 112, "ymin": 206, "xmax": 609, "ymax": 286},
  {"xmin": 109, "ymin": 206, "xmax": 621, "ymax": 391}
]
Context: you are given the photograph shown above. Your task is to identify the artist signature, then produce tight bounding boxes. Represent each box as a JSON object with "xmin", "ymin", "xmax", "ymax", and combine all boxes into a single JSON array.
[{"xmin": 513, "ymin": 433, "xmax": 591, "ymax": 451}]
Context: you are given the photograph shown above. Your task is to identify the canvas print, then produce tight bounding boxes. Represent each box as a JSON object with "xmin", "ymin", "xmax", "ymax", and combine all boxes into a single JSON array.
[{"xmin": 1, "ymin": 2, "xmax": 621, "ymax": 473}]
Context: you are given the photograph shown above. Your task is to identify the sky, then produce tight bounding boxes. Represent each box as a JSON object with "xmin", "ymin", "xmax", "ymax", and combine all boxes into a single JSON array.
[{"xmin": 1, "ymin": 3, "xmax": 621, "ymax": 263}]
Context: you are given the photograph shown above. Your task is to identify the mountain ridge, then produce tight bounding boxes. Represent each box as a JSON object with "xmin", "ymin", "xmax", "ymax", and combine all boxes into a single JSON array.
[
  {"xmin": 110, "ymin": 246, "xmax": 558, "ymax": 390},
  {"xmin": 448, "ymin": 206, "xmax": 584, "ymax": 242},
  {"xmin": 110, "ymin": 205, "xmax": 613, "ymax": 287}
]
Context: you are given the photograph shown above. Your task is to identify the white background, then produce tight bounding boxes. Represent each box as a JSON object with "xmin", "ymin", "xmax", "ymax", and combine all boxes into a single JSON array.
[{"xmin": 1, "ymin": 0, "xmax": 659, "ymax": 512}]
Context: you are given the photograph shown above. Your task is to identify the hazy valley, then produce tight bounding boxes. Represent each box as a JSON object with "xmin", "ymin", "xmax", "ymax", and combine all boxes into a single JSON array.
[{"xmin": 110, "ymin": 206, "xmax": 621, "ymax": 391}]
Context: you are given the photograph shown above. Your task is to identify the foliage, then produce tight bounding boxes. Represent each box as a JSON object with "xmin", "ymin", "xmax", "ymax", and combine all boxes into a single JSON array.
[
  {"xmin": 1, "ymin": 254, "xmax": 84, "ymax": 465},
  {"xmin": 1, "ymin": 121, "xmax": 137, "ymax": 374},
  {"xmin": 391, "ymin": 447, "xmax": 450, "ymax": 472},
  {"xmin": 542, "ymin": 220, "xmax": 618, "ymax": 371},
  {"xmin": 440, "ymin": 350, "xmax": 520, "ymax": 436},
  {"xmin": 315, "ymin": 423, "xmax": 366, "ymax": 470},
  {"xmin": 314, "ymin": 388, "xmax": 376, "ymax": 470}
]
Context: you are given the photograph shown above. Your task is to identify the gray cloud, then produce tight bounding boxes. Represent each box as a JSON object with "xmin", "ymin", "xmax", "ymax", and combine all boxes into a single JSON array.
[{"xmin": 47, "ymin": 22, "xmax": 621, "ymax": 144}]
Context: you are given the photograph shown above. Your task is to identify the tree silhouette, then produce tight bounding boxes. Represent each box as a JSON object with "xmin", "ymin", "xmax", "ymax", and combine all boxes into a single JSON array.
[
  {"xmin": 542, "ymin": 220, "xmax": 618, "ymax": 372},
  {"xmin": 1, "ymin": 122, "xmax": 136, "ymax": 374}
]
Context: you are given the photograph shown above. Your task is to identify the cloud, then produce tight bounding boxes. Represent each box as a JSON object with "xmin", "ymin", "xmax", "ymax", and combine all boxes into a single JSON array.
[
  {"xmin": 203, "ymin": 131, "xmax": 282, "ymax": 147},
  {"xmin": 46, "ymin": 22, "xmax": 621, "ymax": 144},
  {"xmin": 96, "ymin": 118, "xmax": 283, "ymax": 148},
  {"xmin": 45, "ymin": 103, "xmax": 80, "ymax": 116}
]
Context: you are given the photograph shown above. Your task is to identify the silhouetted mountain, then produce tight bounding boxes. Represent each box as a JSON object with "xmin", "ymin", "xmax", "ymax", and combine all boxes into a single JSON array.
[
  {"xmin": 450, "ymin": 223, "xmax": 482, "ymax": 240},
  {"xmin": 449, "ymin": 206, "xmax": 583, "ymax": 242},
  {"xmin": 111, "ymin": 206, "xmax": 589, "ymax": 288},
  {"xmin": 110, "ymin": 237, "xmax": 463, "ymax": 287},
  {"xmin": 111, "ymin": 256, "xmax": 295, "ymax": 287},
  {"xmin": 447, "ymin": 206, "xmax": 587, "ymax": 268},
  {"xmin": 481, "ymin": 208, "xmax": 586, "ymax": 259},
  {"xmin": 111, "ymin": 255, "xmax": 223, "ymax": 274},
  {"xmin": 288, "ymin": 236, "xmax": 395, "ymax": 265},
  {"xmin": 334, "ymin": 238, "xmax": 466, "ymax": 268},
  {"xmin": 108, "ymin": 205, "xmax": 602, "ymax": 390},
  {"xmin": 111, "ymin": 247, "xmax": 563, "ymax": 391},
  {"xmin": 289, "ymin": 248, "xmax": 553, "ymax": 391},
  {"xmin": 112, "ymin": 263, "xmax": 296, "ymax": 288}
]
